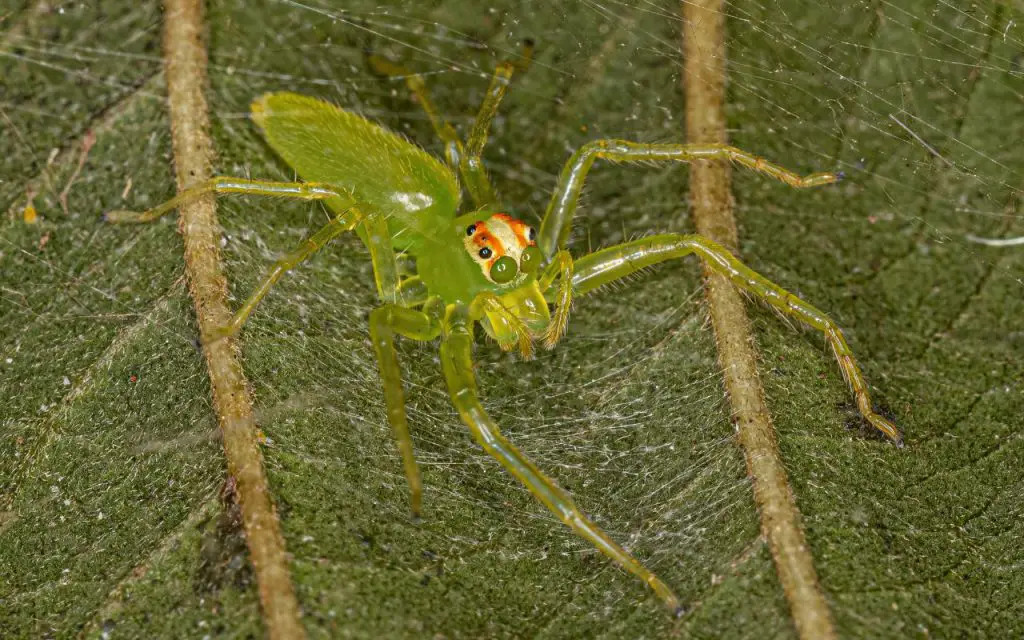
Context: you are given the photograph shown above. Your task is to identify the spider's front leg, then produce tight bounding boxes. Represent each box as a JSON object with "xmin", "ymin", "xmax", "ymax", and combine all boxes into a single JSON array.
[
  {"xmin": 571, "ymin": 235, "xmax": 902, "ymax": 445},
  {"xmin": 440, "ymin": 304, "xmax": 683, "ymax": 614},
  {"xmin": 536, "ymin": 140, "xmax": 840, "ymax": 258},
  {"xmin": 369, "ymin": 299, "xmax": 445, "ymax": 518}
]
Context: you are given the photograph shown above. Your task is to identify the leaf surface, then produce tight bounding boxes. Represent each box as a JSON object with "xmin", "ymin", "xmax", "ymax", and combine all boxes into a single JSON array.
[{"xmin": 1, "ymin": 1, "xmax": 1021, "ymax": 637}]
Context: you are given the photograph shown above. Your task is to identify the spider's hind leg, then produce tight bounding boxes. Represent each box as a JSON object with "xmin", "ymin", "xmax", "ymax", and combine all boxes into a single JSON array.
[
  {"xmin": 206, "ymin": 211, "xmax": 361, "ymax": 343},
  {"xmin": 439, "ymin": 305, "xmax": 683, "ymax": 614},
  {"xmin": 104, "ymin": 177, "xmax": 348, "ymax": 223},
  {"xmin": 106, "ymin": 177, "xmax": 366, "ymax": 342},
  {"xmin": 460, "ymin": 40, "xmax": 535, "ymax": 208},
  {"xmin": 369, "ymin": 41, "xmax": 533, "ymax": 209},
  {"xmin": 367, "ymin": 54, "xmax": 464, "ymax": 170}
]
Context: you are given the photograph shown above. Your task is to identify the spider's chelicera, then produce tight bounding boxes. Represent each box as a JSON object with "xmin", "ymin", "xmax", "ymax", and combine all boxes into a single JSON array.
[{"xmin": 106, "ymin": 42, "xmax": 902, "ymax": 615}]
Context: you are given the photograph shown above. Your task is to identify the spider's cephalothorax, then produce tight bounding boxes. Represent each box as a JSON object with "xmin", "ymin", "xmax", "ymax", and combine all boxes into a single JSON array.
[{"xmin": 414, "ymin": 209, "xmax": 552, "ymax": 347}]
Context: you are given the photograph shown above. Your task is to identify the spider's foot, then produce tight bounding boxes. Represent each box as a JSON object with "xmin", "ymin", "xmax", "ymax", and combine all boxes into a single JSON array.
[
  {"xmin": 541, "ymin": 326, "xmax": 564, "ymax": 350},
  {"xmin": 541, "ymin": 306, "xmax": 571, "ymax": 350},
  {"xmin": 515, "ymin": 38, "xmax": 536, "ymax": 72},
  {"xmin": 649, "ymin": 580, "xmax": 684, "ymax": 617},
  {"xmin": 497, "ymin": 336, "xmax": 534, "ymax": 360},
  {"xmin": 799, "ymin": 171, "xmax": 843, "ymax": 188},
  {"xmin": 518, "ymin": 337, "xmax": 534, "ymax": 361},
  {"xmin": 866, "ymin": 412, "xmax": 903, "ymax": 448},
  {"xmin": 104, "ymin": 209, "xmax": 146, "ymax": 223},
  {"xmin": 202, "ymin": 324, "xmax": 237, "ymax": 347},
  {"xmin": 410, "ymin": 493, "xmax": 423, "ymax": 522}
]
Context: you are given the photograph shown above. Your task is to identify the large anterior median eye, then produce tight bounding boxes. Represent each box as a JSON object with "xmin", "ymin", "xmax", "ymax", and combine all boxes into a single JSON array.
[{"xmin": 489, "ymin": 255, "xmax": 518, "ymax": 284}]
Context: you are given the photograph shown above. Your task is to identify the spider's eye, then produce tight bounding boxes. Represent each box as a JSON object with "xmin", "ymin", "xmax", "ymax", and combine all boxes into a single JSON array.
[
  {"xmin": 466, "ymin": 224, "xmax": 477, "ymax": 236},
  {"xmin": 527, "ymin": 226, "xmax": 537, "ymax": 242},
  {"xmin": 520, "ymin": 246, "xmax": 542, "ymax": 275},
  {"xmin": 490, "ymin": 255, "xmax": 518, "ymax": 284},
  {"xmin": 479, "ymin": 247, "xmax": 493, "ymax": 259}
]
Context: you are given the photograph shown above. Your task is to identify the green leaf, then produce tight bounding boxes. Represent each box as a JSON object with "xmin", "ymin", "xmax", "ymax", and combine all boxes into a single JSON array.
[{"xmin": 2, "ymin": 1, "xmax": 1021, "ymax": 637}]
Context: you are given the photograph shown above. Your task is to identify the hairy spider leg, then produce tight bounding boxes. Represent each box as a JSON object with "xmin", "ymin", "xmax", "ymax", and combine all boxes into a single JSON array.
[
  {"xmin": 369, "ymin": 300, "xmax": 445, "ymax": 517},
  {"xmin": 107, "ymin": 176, "xmax": 464, "ymax": 517},
  {"xmin": 367, "ymin": 55, "xmax": 464, "ymax": 170},
  {"xmin": 440, "ymin": 303, "xmax": 684, "ymax": 615},
  {"xmin": 104, "ymin": 177, "xmax": 345, "ymax": 223},
  {"xmin": 104, "ymin": 177, "xmax": 404, "ymax": 339},
  {"xmin": 538, "ymin": 250, "xmax": 573, "ymax": 348},
  {"xmin": 537, "ymin": 140, "xmax": 841, "ymax": 259},
  {"xmin": 367, "ymin": 290, "xmax": 532, "ymax": 518},
  {"xmin": 209, "ymin": 212, "xmax": 361, "ymax": 342},
  {"xmin": 369, "ymin": 41, "xmax": 534, "ymax": 209},
  {"xmin": 460, "ymin": 40, "xmax": 534, "ymax": 207},
  {"xmin": 570, "ymin": 234, "xmax": 902, "ymax": 445}
]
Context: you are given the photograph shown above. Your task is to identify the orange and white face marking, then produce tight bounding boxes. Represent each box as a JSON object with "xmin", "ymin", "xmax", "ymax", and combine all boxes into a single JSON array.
[{"xmin": 463, "ymin": 213, "xmax": 537, "ymax": 282}]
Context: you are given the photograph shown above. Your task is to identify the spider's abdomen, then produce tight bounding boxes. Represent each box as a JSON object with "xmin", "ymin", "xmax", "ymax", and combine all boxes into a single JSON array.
[{"xmin": 252, "ymin": 92, "xmax": 461, "ymax": 252}]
